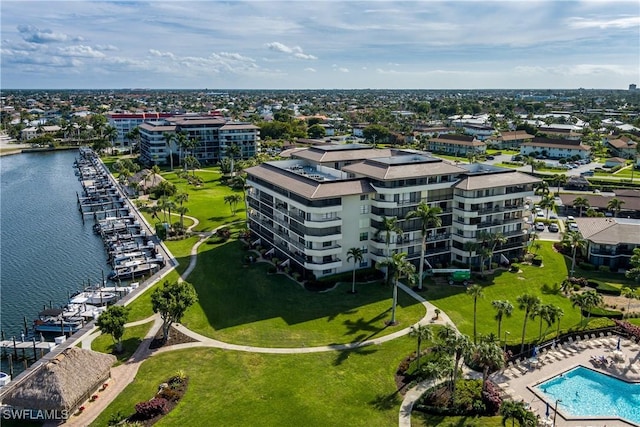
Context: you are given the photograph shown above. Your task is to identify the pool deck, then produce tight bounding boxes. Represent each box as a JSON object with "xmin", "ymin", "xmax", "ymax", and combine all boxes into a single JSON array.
[{"xmin": 492, "ymin": 334, "xmax": 640, "ymax": 427}]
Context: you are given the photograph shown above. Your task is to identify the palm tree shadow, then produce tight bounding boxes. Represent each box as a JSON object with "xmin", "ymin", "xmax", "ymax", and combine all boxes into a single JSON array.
[
  {"xmin": 369, "ymin": 391, "xmax": 401, "ymax": 410},
  {"xmin": 332, "ymin": 344, "xmax": 377, "ymax": 366}
]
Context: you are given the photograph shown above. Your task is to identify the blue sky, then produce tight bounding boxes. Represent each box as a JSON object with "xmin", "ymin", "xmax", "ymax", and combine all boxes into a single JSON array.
[{"xmin": 1, "ymin": 1, "xmax": 638, "ymax": 89}]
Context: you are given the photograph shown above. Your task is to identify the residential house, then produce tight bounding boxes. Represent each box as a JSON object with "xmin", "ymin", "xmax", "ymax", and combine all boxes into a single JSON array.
[
  {"xmin": 603, "ymin": 157, "xmax": 627, "ymax": 168},
  {"xmin": 606, "ymin": 136, "xmax": 638, "ymax": 159},
  {"xmin": 485, "ymin": 131, "xmax": 535, "ymax": 150},
  {"xmin": 573, "ymin": 217, "xmax": 640, "ymax": 270}
]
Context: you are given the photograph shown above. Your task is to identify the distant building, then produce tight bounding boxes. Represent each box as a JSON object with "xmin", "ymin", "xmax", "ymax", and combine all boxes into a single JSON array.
[
  {"xmin": 630, "ymin": 84, "xmax": 637, "ymax": 91},
  {"xmin": 606, "ymin": 136, "xmax": 638, "ymax": 159},
  {"xmin": 485, "ymin": 130, "xmax": 535, "ymax": 150},
  {"xmin": 520, "ymin": 138, "xmax": 591, "ymax": 159},
  {"xmin": 574, "ymin": 217, "xmax": 640, "ymax": 271},
  {"xmin": 427, "ymin": 134, "xmax": 487, "ymax": 157},
  {"xmin": 20, "ymin": 125, "xmax": 61, "ymax": 140},
  {"xmin": 106, "ymin": 112, "xmax": 173, "ymax": 148}
]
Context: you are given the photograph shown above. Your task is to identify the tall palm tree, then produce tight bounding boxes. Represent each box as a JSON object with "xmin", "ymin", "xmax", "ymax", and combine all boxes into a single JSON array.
[
  {"xmin": 581, "ymin": 290, "xmax": 603, "ymax": 326},
  {"xmin": 377, "ymin": 252, "xmax": 415, "ymax": 325},
  {"xmin": 607, "ymin": 198, "xmax": 625, "ymax": 217},
  {"xmin": 539, "ymin": 194, "xmax": 556, "ymax": 220},
  {"xmin": 492, "ymin": 300, "xmax": 514, "ymax": 339},
  {"xmin": 473, "ymin": 341, "xmax": 505, "ymax": 388},
  {"xmin": 346, "ymin": 247, "xmax": 364, "ymax": 294},
  {"xmin": 551, "ymin": 173, "xmax": 567, "ymax": 195},
  {"xmin": 224, "ymin": 194, "xmax": 242, "ymax": 215},
  {"xmin": 176, "ymin": 131, "xmax": 188, "ymax": 167},
  {"xmin": 467, "ymin": 284, "xmax": 484, "ymax": 344},
  {"xmin": 104, "ymin": 125, "xmax": 118, "ymax": 154},
  {"xmin": 128, "ymin": 126, "xmax": 140, "ymax": 156},
  {"xmin": 231, "ymin": 174, "xmax": 249, "ymax": 227},
  {"xmin": 163, "ymin": 132, "xmax": 176, "ymax": 170},
  {"xmin": 225, "ymin": 143, "xmax": 242, "ymax": 176},
  {"xmin": 478, "ymin": 247, "xmax": 493, "ymax": 275},
  {"xmin": 517, "ymin": 293, "xmax": 541, "ymax": 354},
  {"xmin": 570, "ymin": 292, "xmax": 587, "ymax": 326},
  {"xmin": 436, "ymin": 325, "xmax": 472, "ymax": 403},
  {"xmin": 562, "ymin": 230, "xmax": 586, "ymax": 278},
  {"xmin": 572, "ymin": 196, "xmax": 589, "ymax": 217},
  {"xmin": 534, "ymin": 181, "xmax": 550, "ymax": 197},
  {"xmin": 157, "ymin": 196, "xmax": 170, "ymax": 223},
  {"xmin": 463, "ymin": 241, "xmax": 479, "ymax": 269},
  {"xmin": 174, "ymin": 192, "xmax": 189, "ymax": 206},
  {"xmin": 376, "ymin": 216, "xmax": 402, "ymax": 281},
  {"xmin": 409, "ymin": 324, "xmax": 433, "ymax": 370},
  {"xmin": 533, "ymin": 303, "xmax": 555, "ymax": 341},
  {"xmin": 405, "ymin": 202, "xmax": 442, "ymax": 290},
  {"xmin": 176, "ymin": 206, "xmax": 189, "ymax": 230},
  {"xmin": 549, "ymin": 305, "xmax": 564, "ymax": 339}
]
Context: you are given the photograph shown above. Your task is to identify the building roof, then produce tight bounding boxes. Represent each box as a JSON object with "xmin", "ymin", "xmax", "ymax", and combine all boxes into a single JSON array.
[
  {"xmin": 491, "ymin": 131, "xmax": 535, "ymax": 142},
  {"xmin": 342, "ymin": 155, "xmax": 466, "ymax": 180},
  {"xmin": 168, "ymin": 116, "xmax": 226, "ymax": 126},
  {"xmin": 605, "ymin": 157, "xmax": 627, "ymax": 164},
  {"xmin": 292, "ymin": 145, "xmax": 393, "ymax": 163},
  {"xmin": 3, "ymin": 348, "xmax": 115, "ymax": 412},
  {"xmin": 454, "ymin": 170, "xmax": 540, "ymax": 191},
  {"xmin": 245, "ymin": 163, "xmax": 373, "ymax": 199},
  {"xmin": 430, "ymin": 134, "xmax": 485, "ymax": 146},
  {"xmin": 219, "ymin": 123, "xmax": 259, "ymax": 131},
  {"xmin": 574, "ymin": 217, "xmax": 640, "ymax": 245},
  {"xmin": 559, "ymin": 194, "xmax": 640, "ymax": 212},
  {"xmin": 607, "ymin": 137, "xmax": 637, "ymax": 150},
  {"xmin": 614, "ymin": 189, "xmax": 640, "ymax": 198},
  {"xmin": 522, "ymin": 138, "xmax": 590, "ymax": 151},
  {"xmin": 138, "ymin": 122, "xmax": 176, "ymax": 132}
]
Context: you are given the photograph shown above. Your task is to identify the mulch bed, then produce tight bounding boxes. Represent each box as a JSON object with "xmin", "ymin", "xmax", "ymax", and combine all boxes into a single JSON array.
[{"xmin": 149, "ymin": 324, "xmax": 198, "ymax": 349}]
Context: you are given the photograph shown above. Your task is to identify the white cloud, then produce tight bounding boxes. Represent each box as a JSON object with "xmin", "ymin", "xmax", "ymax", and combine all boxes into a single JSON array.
[
  {"xmin": 267, "ymin": 42, "xmax": 317, "ymax": 60},
  {"xmin": 567, "ymin": 16, "xmax": 640, "ymax": 29},
  {"xmin": 17, "ymin": 25, "xmax": 82, "ymax": 43},
  {"xmin": 304, "ymin": 67, "xmax": 316, "ymax": 73},
  {"xmin": 149, "ymin": 49, "xmax": 176, "ymax": 60},
  {"xmin": 267, "ymin": 42, "xmax": 294, "ymax": 54},
  {"xmin": 58, "ymin": 45, "xmax": 105, "ymax": 58}
]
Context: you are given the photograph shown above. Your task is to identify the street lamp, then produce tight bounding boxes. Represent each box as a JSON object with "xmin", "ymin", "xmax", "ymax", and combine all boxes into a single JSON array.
[
  {"xmin": 553, "ymin": 399, "xmax": 562, "ymax": 426},
  {"xmin": 504, "ymin": 331, "xmax": 510, "ymax": 353},
  {"xmin": 570, "ymin": 243, "xmax": 577, "ymax": 278}
]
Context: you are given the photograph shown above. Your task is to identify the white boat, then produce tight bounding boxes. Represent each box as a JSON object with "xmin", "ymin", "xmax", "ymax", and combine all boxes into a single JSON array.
[{"xmin": 69, "ymin": 290, "xmax": 118, "ymax": 305}]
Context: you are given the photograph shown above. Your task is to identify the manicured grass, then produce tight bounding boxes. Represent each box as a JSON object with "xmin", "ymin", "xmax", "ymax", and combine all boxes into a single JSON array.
[
  {"xmin": 180, "ymin": 239, "xmax": 425, "ymax": 346},
  {"xmin": 91, "ymin": 321, "xmax": 153, "ymax": 365},
  {"xmin": 126, "ymin": 269, "xmax": 182, "ymax": 322},
  {"xmin": 91, "ymin": 340, "xmax": 417, "ymax": 427},
  {"xmin": 422, "ymin": 242, "xmax": 588, "ymax": 350},
  {"xmin": 494, "ymin": 162, "xmax": 521, "ymax": 169},
  {"xmin": 414, "ymin": 414, "xmax": 503, "ymax": 426}
]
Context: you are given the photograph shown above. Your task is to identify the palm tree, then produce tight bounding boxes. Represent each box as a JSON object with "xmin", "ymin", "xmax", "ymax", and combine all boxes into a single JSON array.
[
  {"xmin": 377, "ymin": 252, "xmax": 415, "ymax": 325},
  {"xmin": 127, "ymin": 126, "xmax": 140, "ymax": 156},
  {"xmin": 539, "ymin": 194, "xmax": 556, "ymax": 220},
  {"xmin": 157, "ymin": 196, "xmax": 170, "ymax": 223},
  {"xmin": 562, "ymin": 230, "xmax": 586, "ymax": 278},
  {"xmin": 517, "ymin": 293, "xmax": 541, "ymax": 354},
  {"xmin": 104, "ymin": 125, "xmax": 118, "ymax": 154},
  {"xmin": 224, "ymin": 194, "xmax": 242, "ymax": 215},
  {"xmin": 607, "ymin": 198, "xmax": 625, "ymax": 217},
  {"xmin": 621, "ymin": 287, "xmax": 638, "ymax": 312},
  {"xmin": 346, "ymin": 247, "xmax": 364, "ymax": 294},
  {"xmin": 147, "ymin": 204, "xmax": 162, "ymax": 222},
  {"xmin": 572, "ymin": 196, "xmax": 589, "ymax": 217},
  {"xmin": 376, "ymin": 216, "xmax": 402, "ymax": 281},
  {"xmin": 174, "ymin": 192, "xmax": 189, "ymax": 206},
  {"xmin": 163, "ymin": 132, "xmax": 176, "ymax": 170},
  {"xmin": 232, "ymin": 174, "xmax": 249, "ymax": 227},
  {"xmin": 473, "ymin": 341, "xmax": 504, "ymax": 388},
  {"xmin": 176, "ymin": 131, "xmax": 188, "ymax": 167},
  {"xmin": 533, "ymin": 303, "xmax": 555, "ymax": 341},
  {"xmin": 409, "ymin": 324, "xmax": 433, "ymax": 370},
  {"xmin": 500, "ymin": 400, "xmax": 529, "ymax": 427},
  {"xmin": 463, "ymin": 241, "xmax": 479, "ymax": 270},
  {"xmin": 492, "ymin": 300, "xmax": 514, "ymax": 339},
  {"xmin": 582, "ymin": 290, "xmax": 603, "ymax": 325},
  {"xmin": 225, "ymin": 143, "xmax": 242, "ymax": 176},
  {"xmin": 436, "ymin": 325, "xmax": 472, "ymax": 403},
  {"xmin": 405, "ymin": 202, "xmax": 442, "ymax": 290},
  {"xmin": 478, "ymin": 246, "xmax": 493, "ymax": 275},
  {"xmin": 467, "ymin": 284, "xmax": 484, "ymax": 344},
  {"xmin": 551, "ymin": 173, "xmax": 567, "ymax": 195},
  {"xmin": 176, "ymin": 206, "xmax": 189, "ymax": 230},
  {"xmin": 534, "ymin": 181, "xmax": 550, "ymax": 197},
  {"xmin": 549, "ymin": 305, "xmax": 564, "ymax": 339}
]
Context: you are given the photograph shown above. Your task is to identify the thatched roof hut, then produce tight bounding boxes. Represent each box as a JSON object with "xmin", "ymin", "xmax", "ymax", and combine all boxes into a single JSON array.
[{"xmin": 3, "ymin": 347, "xmax": 116, "ymax": 412}]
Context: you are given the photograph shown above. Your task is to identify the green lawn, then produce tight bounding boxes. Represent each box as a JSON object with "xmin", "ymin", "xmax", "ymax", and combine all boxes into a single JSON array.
[
  {"xmin": 91, "ymin": 340, "xmax": 418, "ymax": 427},
  {"xmin": 414, "ymin": 414, "xmax": 503, "ymax": 426},
  {"xmin": 422, "ymin": 242, "xmax": 602, "ymax": 350},
  {"xmin": 91, "ymin": 322, "xmax": 153, "ymax": 365},
  {"xmin": 180, "ymin": 239, "xmax": 425, "ymax": 346}
]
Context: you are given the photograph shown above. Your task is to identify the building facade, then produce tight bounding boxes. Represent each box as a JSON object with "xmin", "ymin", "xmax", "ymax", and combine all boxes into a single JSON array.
[
  {"xmin": 520, "ymin": 138, "xmax": 591, "ymax": 159},
  {"xmin": 245, "ymin": 144, "xmax": 538, "ymax": 279},
  {"xmin": 106, "ymin": 112, "xmax": 173, "ymax": 149}
]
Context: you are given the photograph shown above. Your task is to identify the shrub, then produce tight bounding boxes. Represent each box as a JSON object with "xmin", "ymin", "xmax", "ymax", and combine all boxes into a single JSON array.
[
  {"xmin": 589, "ymin": 280, "xmax": 622, "ymax": 296},
  {"xmin": 490, "ymin": 262, "xmax": 498, "ymax": 270},
  {"xmin": 292, "ymin": 272, "xmax": 301, "ymax": 281},
  {"xmin": 597, "ymin": 265, "xmax": 611, "ymax": 272},
  {"xmin": 510, "ymin": 264, "xmax": 520, "ymax": 273},
  {"xmin": 572, "ymin": 284, "xmax": 581, "ymax": 291},
  {"xmin": 579, "ymin": 262, "xmax": 595, "ymax": 270},
  {"xmin": 267, "ymin": 266, "xmax": 277, "ymax": 274},
  {"xmin": 158, "ymin": 387, "xmax": 181, "ymax": 402},
  {"xmin": 134, "ymin": 398, "xmax": 169, "ymax": 419},
  {"xmin": 107, "ymin": 411, "xmax": 127, "ymax": 426},
  {"xmin": 532, "ymin": 257, "xmax": 543, "ymax": 266},
  {"xmin": 568, "ymin": 277, "xmax": 588, "ymax": 287},
  {"xmin": 614, "ymin": 320, "xmax": 640, "ymax": 340},
  {"xmin": 481, "ymin": 381, "xmax": 502, "ymax": 415},
  {"xmin": 510, "ymin": 257, "xmax": 519, "ymax": 264}
]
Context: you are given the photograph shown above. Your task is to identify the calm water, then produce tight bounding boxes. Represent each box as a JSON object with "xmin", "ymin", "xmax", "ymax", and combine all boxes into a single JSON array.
[
  {"xmin": 0, "ymin": 150, "xmax": 112, "ymax": 339},
  {"xmin": 535, "ymin": 366, "xmax": 640, "ymax": 424}
]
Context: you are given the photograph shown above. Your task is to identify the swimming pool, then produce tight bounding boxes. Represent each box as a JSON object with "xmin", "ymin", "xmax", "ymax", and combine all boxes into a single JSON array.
[{"xmin": 534, "ymin": 366, "xmax": 640, "ymax": 424}]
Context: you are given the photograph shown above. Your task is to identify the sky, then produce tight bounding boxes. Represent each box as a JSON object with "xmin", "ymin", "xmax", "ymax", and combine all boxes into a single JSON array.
[{"xmin": 1, "ymin": 0, "xmax": 639, "ymax": 90}]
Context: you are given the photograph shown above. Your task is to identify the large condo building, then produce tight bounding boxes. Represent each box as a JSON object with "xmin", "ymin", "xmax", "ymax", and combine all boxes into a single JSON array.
[
  {"xmin": 245, "ymin": 144, "xmax": 539, "ymax": 280},
  {"xmin": 106, "ymin": 112, "xmax": 173, "ymax": 148},
  {"xmin": 137, "ymin": 115, "xmax": 259, "ymax": 166}
]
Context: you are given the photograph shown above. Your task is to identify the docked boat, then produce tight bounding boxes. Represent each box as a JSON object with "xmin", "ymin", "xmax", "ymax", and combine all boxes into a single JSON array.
[
  {"xmin": 69, "ymin": 290, "xmax": 118, "ymax": 306},
  {"xmin": 108, "ymin": 260, "xmax": 161, "ymax": 280},
  {"xmin": 33, "ymin": 309, "xmax": 83, "ymax": 334}
]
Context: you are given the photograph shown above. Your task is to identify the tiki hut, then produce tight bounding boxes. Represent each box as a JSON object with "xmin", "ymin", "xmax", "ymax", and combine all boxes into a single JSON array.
[{"xmin": 2, "ymin": 347, "xmax": 116, "ymax": 412}]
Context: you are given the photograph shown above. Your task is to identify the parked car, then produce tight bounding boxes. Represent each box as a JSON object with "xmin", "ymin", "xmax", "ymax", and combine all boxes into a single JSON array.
[
  {"xmin": 548, "ymin": 223, "xmax": 559, "ymax": 232},
  {"xmin": 568, "ymin": 223, "xmax": 579, "ymax": 231},
  {"xmin": 535, "ymin": 222, "xmax": 545, "ymax": 231},
  {"xmin": 567, "ymin": 216, "xmax": 575, "ymax": 221},
  {"xmin": 486, "ymin": 155, "xmax": 495, "ymax": 160}
]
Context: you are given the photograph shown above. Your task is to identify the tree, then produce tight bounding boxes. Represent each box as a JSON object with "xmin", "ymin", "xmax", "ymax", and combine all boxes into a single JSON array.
[
  {"xmin": 409, "ymin": 324, "xmax": 433, "ymax": 370},
  {"xmin": 534, "ymin": 180, "xmax": 550, "ymax": 197},
  {"xmin": 95, "ymin": 305, "xmax": 129, "ymax": 353},
  {"xmin": 492, "ymin": 300, "xmax": 514, "ymax": 340},
  {"xmin": 127, "ymin": 127, "xmax": 140, "ymax": 156},
  {"xmin": 478, "ymin": 246, "xmax": 493, "ymax": 275},
  {"xmin": 176, "ymin": 206, "xmax": 189, "ymax": 230},
  {"xmin": 104, "ymin": 125, "xmax": 118, "ymax": 154},
  {"xmin": 151, "ymin": 280, "xmax": 198, "ymax": 341},
  {"xmin": 473, "ymin": 341, "xmax": 504, "ymax": 389},
  {"xmin": 224, "ymin": 194, "xmax": 242, "ymax": 215},
  {"xmin": 436, "ymin": 325, "xmax": 472, "ymax": 403},
  {"xmin": 532, "ymin": 303, "xmax": 556, "ymax": 341},
  {"xmin": 363, "ymin": 124, "xmax": 390, "ymax": 146},
  {"xmin": 517, "ymin": 293, "xmax": 541, "ymax": 353},
  {"xmin": 376, "ymin": 216, "xmax": 402, "ymax": 281},
  {"xmin": 308, "ymin": 123, "xmax": 326, "ymax": 138},
  {"xmin": 405, "ymin": 202, "xmax": 442, "ymax": 290},
  {"xmin": 607, "ymin": 198, "xmax": 625, "ymax": 217},
  {"xmin": 572, "ymin": 196, "xmax": 589, "ymax": 217},
  {"xmin": 463, "ymin": 241, "xmax": 479, "ymax": 269},
  {"xmin": 539, "ymin": 194, "xmax": 556, "ymax": 220},
  {"xmin": 176, "ymin": 131, "xmax": 188, "ymax": 166},
  {"xmin": 377, "ymin": 252, "xmax": 415, "ymax": 325},
  {"xmin": 346, "ymin": 247, "xmax": 364, "ymax": 294},
  {"xmin": 232, "ymin": 174, "xmax": 249, "ymax": 227},
  {"xmin": 500, "ymin": 400, "xmax": 530, "ymax": 427},
  {"xmin": 621, "ymin": 287, "xmax": 638, "ymax": 312},
  {"xmin": 467, "ymin": 284, "xmax": 485, "ymax": 344},
  {"xmin": 225, "ymin": 143, "xmax": 242, "ymax": 176},
  {"xmin": 174, "ymin": 192, "xmax": 189, "ymax": 206},
  {"xmin": 562, "ymin": 230, "xmax": 586, "ymax": 278},
  {"xmin": 163, "ymin": 132, "xmax": 176, "ymax": 170},
  {"xmin": 625, "ymin": 248, "xmax": 640, "ymax": 283}
]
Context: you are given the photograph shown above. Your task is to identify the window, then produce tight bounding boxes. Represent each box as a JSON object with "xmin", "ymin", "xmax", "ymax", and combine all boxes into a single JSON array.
[
  {"xmin": 359, "ymin": 260, "xmax": 368, "ymax": 268},
  {"xmin": 360, "ymin": 205, "xmax": 369, "ymax": 214},
  {"xmin": 322, "ymin": 241, "xmax": 332, "ymax": 247},
  {"xmin": 322, "ymin": 269, "xmax": 333, "ymax": 275},
  {"xmin": 359, "ymin": 232, "xmax": 368, "ymax": 241},
  {"xmin": 360, "ymin": 194, "xmax": 369, "ymax": 200}
]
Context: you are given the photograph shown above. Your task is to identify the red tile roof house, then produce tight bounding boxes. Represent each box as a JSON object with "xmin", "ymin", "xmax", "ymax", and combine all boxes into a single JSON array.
[
  {"xmin": 485, "ymin": 130, "xmax": 535, "ymax": 150},
  {"xmin": 519, "ymin": 137, "xmax": 591, "ymax": 160},
  {"xmin": 426, "ymin": 134, "xmax": 487, "ymax": 157},
  {"xmin": 606, "ymin": 135, "xmax": 638, "ymax": 159}
]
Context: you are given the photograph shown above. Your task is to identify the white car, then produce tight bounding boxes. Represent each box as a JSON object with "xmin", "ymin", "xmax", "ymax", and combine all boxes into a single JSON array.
[
  {"xmin": 568, "ymin": 223, "xmax": 579, "ymax": 231},
  {"xmin": 567, "ymin": 216, "xmax": 575, "ymax": 221},
  {"xmin": 535, "ymin": 222, "xmax": 545, "ymax": 231}
]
